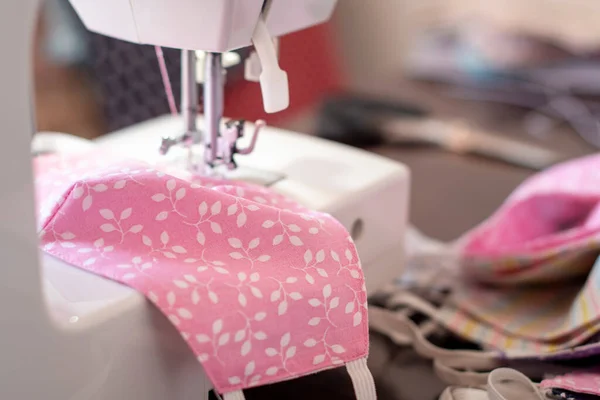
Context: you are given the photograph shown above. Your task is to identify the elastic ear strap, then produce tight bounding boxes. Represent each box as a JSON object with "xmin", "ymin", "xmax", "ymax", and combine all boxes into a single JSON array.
[
  {"xmin": 368, "ymin": 306, "xmax": 500, "ymax": 371},
  {"xmin": 433, "ymin": 359, "xmax": 489, "ymax": 388},
  {"xmin": 346, "ymin": 358, "xmax": 377, "ymax": 400},
  {"xmin": 387, "ymin": 291, "xmax": 441, "ymax": 316},
  {"xmin": 487, "ymin": 368, "xmax": 542, "ymax": 400},
  {"xmin": 223, "ymin": 390, "xmax": 245, "ymax": 400}
]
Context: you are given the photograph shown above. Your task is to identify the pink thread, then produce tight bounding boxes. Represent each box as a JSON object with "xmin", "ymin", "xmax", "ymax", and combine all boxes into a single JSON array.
[{"xmin": 155, "ymin": 46, "xmax": 178, "ymax": 116}]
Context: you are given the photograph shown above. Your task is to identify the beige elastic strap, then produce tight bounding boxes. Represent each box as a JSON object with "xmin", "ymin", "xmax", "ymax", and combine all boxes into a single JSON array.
[
  {"xmin": 438, "ymin": 387, "xmax": 488, "ymax": 400},
  {"xmin": 433, "ymin": 359, "xmax": 488, "ymax": 389},
  {"xmin": 368, "ymin": 305, "xmax": 501, "ymax": 371},
  {"xmin": 222, "ymin": 390, "xmax": 245, "ymax": 400},
  {"xmin": 436, "ymin": 368, "xmax": 547, "ymax": 400},
  {"xmin": 346, "ymin": 358, "xmax": 377, "ymax": 400},
  {"xmin": 369, "ymin": 303, "xmax": 575, "ymax": 391},
  {"xmin": 487, "ymin": 368, "xmax": 543, "ymax": 400}
]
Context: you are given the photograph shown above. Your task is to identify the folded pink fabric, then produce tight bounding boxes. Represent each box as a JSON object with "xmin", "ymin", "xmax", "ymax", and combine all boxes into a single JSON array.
[
  {"xmin": 541, "ymin": 369, "xmax": 600, "ymax": 397},
  {"xmin": 35, "ymin": 153, "xmax": 373, "ymax": 398},
  {"xmin": 458, "ymin": 154, "xmax": 600, "ymax": 284}
]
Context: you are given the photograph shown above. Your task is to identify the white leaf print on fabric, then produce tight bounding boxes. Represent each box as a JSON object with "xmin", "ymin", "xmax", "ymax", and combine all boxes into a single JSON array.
[
  {"xmin": 35, "ymin": 154, "xmax": 369, "ymax": 394},
  {"xmin": 82, "ymin": 195, "xmax": 92, "ymax": 211}
]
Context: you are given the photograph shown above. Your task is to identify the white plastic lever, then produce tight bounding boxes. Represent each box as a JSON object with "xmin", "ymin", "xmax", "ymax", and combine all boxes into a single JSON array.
[
  {"xmin": 251, "ymin": 17, "xmax": 289, "ymax": 113},
  {"xmin": 244, "ymin": 38, "xmax": 279, "ymax": 83}
]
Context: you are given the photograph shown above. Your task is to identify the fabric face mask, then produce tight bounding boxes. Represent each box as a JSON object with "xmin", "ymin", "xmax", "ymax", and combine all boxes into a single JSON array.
[
  {"xmin": 440, "ymin": 256, "xmax": 600, "ymax": 351},
  {"xmin": 541, "ymin": 369, "xmax": 600, "ymax": 398},
  {"xmin": 369, "ymin": 297, "xmax": 600, "ymax": 397},
  {"xmin": 370, "ymin": 281, "xmax": 600, "ymax": 361},
  {"xmin": 443, "ymin": 154, "xmax": 600, "ymax": 353},
  {"xmin": 457, "ymin": 153, "xmax": 600, "ymax": 285},
  {"xmin": 36, "ymin": 152, "xmax": 376, "ymax": 400}
]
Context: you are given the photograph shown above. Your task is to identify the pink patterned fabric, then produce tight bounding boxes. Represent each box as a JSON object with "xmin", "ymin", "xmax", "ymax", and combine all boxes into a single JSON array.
[
  {"xmin": 458, "ymin": 154, "xmax": 600, "ymax": 284},
  {"xmin": 541, "ymin": 369, "xmax": 600, "ymax": 396},
  {"xmin": 35, "ymin": 153, "xmax": 369, "ymax": 394}
]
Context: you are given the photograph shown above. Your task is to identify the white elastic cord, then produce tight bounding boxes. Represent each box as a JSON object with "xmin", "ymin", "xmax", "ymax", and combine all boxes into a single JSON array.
[
  {"xmin": 438, "ymin": 387, "xmax": 488, "ymax": 400},
  {"xmin": 436, "ymin": 369, "xmax": 544, "ymax": 400},
  {"xmin": 370, "ymin": 304, "xmax": 579, "ymax": 389},
  {"xmin": 222, "ymin": 390, "xmax": 246, "ymax": 400},
  {"xmin": 368, "ymin": 306, "xmax": 501, "ymax": 371},
  {"xmin": 433, "ymin": 353, "xmax": 586, "ymax": 389},
  {"xmin": 346, "ymin": 358, "xmax": 377, "ymax": 400},
  {"xmin": 386, "ymin": 291, "xmax": 444, "ymax": 317},
  {"xmin": 372, "ymin": 290, "xmax": 574, "ymax": 398},
  {"xmin": 433, "ymin": 359, "xmax": 488, "ymax": 389},
  {"xmin": 250, "ymin": 16, "xmax": 289, "ymax": 113},
  {"xmin": 487, "ymin": 368, "xmax": 543, "ymax": 400}
]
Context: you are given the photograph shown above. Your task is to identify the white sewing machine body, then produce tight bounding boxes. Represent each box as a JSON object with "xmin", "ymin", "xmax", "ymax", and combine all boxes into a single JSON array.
[
  {"xmin": 41, "ymin": 116, "xmax": 409, "ymax": 295},
  {"xmin": 1, "ymin": 0, "xmax": 409, "ymax": 398},
  {"xmin": 69, "ymin": 0, "xmax": 338, "ymax": 53}
]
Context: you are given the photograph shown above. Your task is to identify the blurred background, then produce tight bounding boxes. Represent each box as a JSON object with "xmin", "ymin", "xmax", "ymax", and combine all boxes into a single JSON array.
[
  {"xmin": 33, "ymin": 3, "xmax": 600, "ymax": 399},
  {"xmin": 35, "ymin": 0, "xmax": 600, "ymax": 241}
]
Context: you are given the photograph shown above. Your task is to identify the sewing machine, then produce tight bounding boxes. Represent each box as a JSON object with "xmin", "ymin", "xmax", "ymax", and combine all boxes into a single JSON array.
[{"xmin": 3, "ymin": 0, "xmax": 409, "ymax": 398}]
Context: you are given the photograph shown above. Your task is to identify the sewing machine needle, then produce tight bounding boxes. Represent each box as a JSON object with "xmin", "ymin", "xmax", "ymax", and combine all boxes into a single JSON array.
[{"xmin": 204, "ymin": 52, "xmax": 224, "ymax": 172}]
